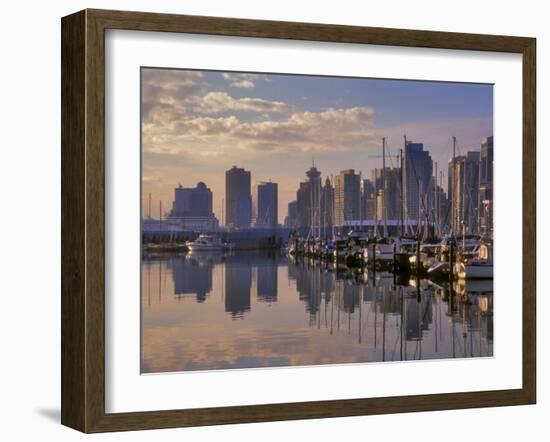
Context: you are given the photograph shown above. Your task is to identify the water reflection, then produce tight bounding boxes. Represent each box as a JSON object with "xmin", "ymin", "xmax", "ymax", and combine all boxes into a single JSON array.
[
  {"xmin": 169, "ymin": 255, "xmax": 213, "ymax": 302},
  {"xmin": 141, "ymin": 252, "xmax": 493, "ymax": 373}
]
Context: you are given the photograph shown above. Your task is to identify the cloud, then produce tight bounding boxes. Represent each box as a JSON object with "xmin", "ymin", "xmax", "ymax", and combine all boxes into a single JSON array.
[
  {"xmin": 141, "ymin": 69, "xmax": 293, "ymax": 121},
  {"xmin": 190, "ymin": 92, "xmax": 294, "ymax": 114},
  {"xmin": 141, "ymin": 69, "xmax": 205, "ymax": 122},
  {"xmin": 142, "ymin": 105, "xmax": 377, "ymax": 158},
  {"xmin": 231, "ymin": 80, "xmax": 255, "ymax": 88},
  {"xmin": 222, "ymin": 73, "xmax": 259, "ymax": 88}
]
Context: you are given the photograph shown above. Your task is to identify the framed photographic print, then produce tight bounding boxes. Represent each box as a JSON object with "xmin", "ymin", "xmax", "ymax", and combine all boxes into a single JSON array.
[{"xmin": 61, "ymin": 9, "xmax": 536, "ymax": 433}]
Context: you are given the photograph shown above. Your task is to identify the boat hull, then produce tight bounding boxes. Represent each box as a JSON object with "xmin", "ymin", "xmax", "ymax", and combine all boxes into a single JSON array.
[
  {"xmin": 457, "ymin": 263, "xmax": 493, "ymax": 279},
  {"xmin": 427, "ymin": 261, "xmax": 450, "ymax": 279},
  {"xmin": 188, "ymin": 244, "xmax": 225, "ymax": 252}
]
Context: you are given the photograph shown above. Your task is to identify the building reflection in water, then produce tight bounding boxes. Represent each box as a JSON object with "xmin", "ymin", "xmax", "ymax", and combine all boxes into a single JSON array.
[
  {"xmin": 293, "ymin": 261, "xmax": 322, "ymax": 319},
  {"xmin": 168, "ymin": 256, "xmax": 213, "ymax": 302},
  {"xmin": 224, "ymin": 255, "xmax": 253, "ymax": 319},
  {"xmin": 257, "ymin": 256, "xmax": 278, "ymax": 303},
  {"xmin": 142, "ymin": 252, "xmax": 494, "ymax": 372}
]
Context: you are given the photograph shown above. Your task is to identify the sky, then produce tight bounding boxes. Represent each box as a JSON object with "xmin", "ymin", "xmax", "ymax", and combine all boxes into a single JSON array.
[{"xmin": 141, "ymin": 67, "xmax": 493, "ymax": 224}]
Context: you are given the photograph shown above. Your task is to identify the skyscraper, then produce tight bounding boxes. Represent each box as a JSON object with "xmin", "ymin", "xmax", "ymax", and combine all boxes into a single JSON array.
[
  {"xmin": 334, "ymin": 169, "xmax": 361, "ymax": 226},
  {"xmin": 361, "ymin": 178, "xmax": 376, "ymax": 220},
  {"xmin": 285, "ymin": 200, "xmax": 298, "ymax": 229},
  {"xmin": 169, "ymin": 182, "xmax": 218, "ymax": 230},
  {"xmin": 435, "ymin": 185, "xmax": 450, "ymax": 233},
  {"xmin": 478, "ymin": 136, "xmax": 494, "ymax": 235},
  {"xmin": 372, "ymin": 167, "xmax": 402, "ymax": 221},
  {"xmin": 404, "ymin": 141, "xmax": 433, "ymax": 228},
  {"xmin": 320, "ymin": 177, "xmax": 334, "ymax": 233},
  {"xmin": 296, "ymin": 166, "xmax": 322, "ymax": 230},
  {"xmin": 172, "ymin": 182, "xmax": 213, "ymax": 217},
  {"xmin": 225, "ymin": 166, "xmax": 251, "ymax": 229},
  {"xmin": 450, "ymin": 151, "xmax": 480, "ymax": 233},
  {"xmin": 255, "ymin": 182, "xmax": 278, "ymax": 228},
  {"xmin": 296, "ymin": 182, "xmax": 311, "ymax": 229}
]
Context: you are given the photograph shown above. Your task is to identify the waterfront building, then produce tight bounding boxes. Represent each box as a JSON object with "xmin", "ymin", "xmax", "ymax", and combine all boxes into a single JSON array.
[
  {"xmin": 450, "ymin": 151, "xmax": 480, "ymax": 233},
  {"xmin": 172, "ymin": 182, "xmax": 213, "ymax": 216},
  {"xmin": 320, "ymin": 177, "xmax": 334, "ymax": 233},
  {"xmin": 225, "ymin": 166, "xmax": 252, "ymax": 229},
  {"xmin": 296, "ymin": 182, "xmax": 311, "ymax": 229},
  {"xmin": 478, "ymin": 136, "xmax": 494, "ymax": 235},
  {"xmin": 361, "ymin": 178, "xmax": 376, "ymax": 220},
  {"xmin": 334, "ymin": 169, "xmax": 361, "ymax": 226},
  {"xmin": 255, "ymin": 181, "xmax": 278, "ymax": 228},
  {"xmin": 372, "ymin": 167, "xmax": 402, "ymax": 221},
  {"xmin": 169, "ymin": 182, "xmax": 218, "ymax": 231},
  {"xmin": 435, "ymin": 185, "xmax": 450, "ymax": 233},
  {"xmin": 404, "ymin": 141, "xmax": 433, "ymax": 229},
  {"xmin": 285, "ymin": 200, "xmax": 298, "ymax": 229},
  {"xmin": 296, "ymin": 166, "xmax": 322, "ymax": 231}
]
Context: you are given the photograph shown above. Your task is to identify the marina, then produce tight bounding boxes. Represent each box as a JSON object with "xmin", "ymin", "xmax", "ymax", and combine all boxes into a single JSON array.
[{"xmin": 139, "ymin": 68, "xmax": 495, "ymax": 373}]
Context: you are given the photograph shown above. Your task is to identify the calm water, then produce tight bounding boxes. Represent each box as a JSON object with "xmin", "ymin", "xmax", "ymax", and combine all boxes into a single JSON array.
[{"xmin": 141, "ymin": 252, "xmax": 493, "ymax": 373}]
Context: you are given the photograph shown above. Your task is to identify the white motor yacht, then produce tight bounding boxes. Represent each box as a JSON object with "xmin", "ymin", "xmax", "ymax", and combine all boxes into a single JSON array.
[{"xmin": 186, "ymin": 234, "xmax": 231, "ymax": 252}]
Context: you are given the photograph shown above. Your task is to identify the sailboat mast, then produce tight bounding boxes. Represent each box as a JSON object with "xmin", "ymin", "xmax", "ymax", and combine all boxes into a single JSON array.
[
  {"xmin": 159, "ymin": 200, "xmax": 162, "ymax": 235},
  {"xmin": 462, "ymin": 152, "xmax": 466, "ymax": 251},
  {"xmin": 451, "ymin": 136, "xmax": 456, "ymax": 236},
  {"xmin": 417, "ymin": 179, "xmax": 421, "ymax": 238},
  {"xmin": 400, "ymin": 148, "xmax": 404, "ymax": 236},
  {"xmin": 374, "ymin": 166, "xmax": 379, "ymax": 238},
  {"xmin": 318, "ymin": 174, "xmax": 321, "ymax": 239},
  {"xmin": 382, "ymin": 137, "xmax": 388, "ymax": 238},
  {"xmin": 403, "ymin": 135, "xmax": 408, "ymax": 236},
  {"xmin": 331, "ymin": 174, "xmax": 335, "ymax": 239},
  {"xmin": 434, "ymin": 161, "xmax": 438, "ymax": 238},
  {"xmin": 359, "ymin": 170, "xmax": 363, "ymax": 232},
  {"xmin": 439, "ymin": 170, "xmax": 443, "ymax": 236}
]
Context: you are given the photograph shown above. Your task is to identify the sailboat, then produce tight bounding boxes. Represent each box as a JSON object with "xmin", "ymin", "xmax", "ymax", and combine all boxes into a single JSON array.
[
  {"xmin": 456, "ymin": 241, "xmax": 493, "ymax": 279},
  {"xmin": 145, "ymin": 200, "xmax": 187, "ymax": 254}
]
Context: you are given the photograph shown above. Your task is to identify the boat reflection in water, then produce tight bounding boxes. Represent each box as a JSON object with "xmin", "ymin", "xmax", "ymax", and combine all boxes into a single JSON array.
[{"xmin": 141, "ymin": 252, "xmax": 493, "ymax": 373}]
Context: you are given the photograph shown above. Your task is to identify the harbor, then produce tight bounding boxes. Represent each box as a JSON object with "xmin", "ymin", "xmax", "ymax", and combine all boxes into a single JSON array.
[
  {"xmin": 143, "ymin": 134, "xmax": 494, "ymax": 283},
  {"xmin": 141, "ymin": 134, "xmax": 494, "ymax": 372},
  {"xmin": 139, "ymin": 69, "xmax": 495, "ymax": 373}
]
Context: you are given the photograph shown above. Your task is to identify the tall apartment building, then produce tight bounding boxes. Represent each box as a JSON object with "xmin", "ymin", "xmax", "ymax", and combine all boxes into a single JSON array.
[
  {"xmin": 334, "ymin": 169, "xmax": 361, "ymax": 226},
  {"xmin": 296, "ymin": 166, "xmax": 322, "ymax": 230},
  {"xmin": 169, "ymin": 182, "xmax": 218, "ymax": 230},
  {"xmin": 225, "ymin": 166, "xmax": 251, "ymax": 229},
  {"xmin": 404, "ymin": 141, "xmax": 433, "ymax": 227},
  {"xmin": 255, "ymin": 181, "xmax": 278, "ymax": 228},
  {"xmin": 450, "ymin": 151, "xmax": 480, "ymax": 233},
  {"xmin": 478, "ymin": 136, "xmax": 494, "ymax": 235}
]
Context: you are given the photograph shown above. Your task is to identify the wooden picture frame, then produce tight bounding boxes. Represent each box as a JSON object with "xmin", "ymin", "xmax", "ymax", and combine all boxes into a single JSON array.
[{"xmin": 61, "ymin": 8, "xmax": 536, "ymax": 433}]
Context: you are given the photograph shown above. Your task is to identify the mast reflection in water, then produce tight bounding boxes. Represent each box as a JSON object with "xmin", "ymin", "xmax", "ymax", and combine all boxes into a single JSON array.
[{"xmin": 141, "ymin": 252, "xmax": 493, "ymax": 373}]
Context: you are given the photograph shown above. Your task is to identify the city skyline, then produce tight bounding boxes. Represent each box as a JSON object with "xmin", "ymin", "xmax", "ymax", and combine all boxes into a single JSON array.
[{"xmin": 142, "ymin": 67, "xmax": 493, "ymax": 223}]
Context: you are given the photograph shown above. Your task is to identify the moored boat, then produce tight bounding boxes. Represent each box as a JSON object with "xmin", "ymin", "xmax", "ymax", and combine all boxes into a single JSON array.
[
  {"xmin": 186, "ymin": 234, "xmax": 232, "ymax": 252},
  {"xmin": 145, "ymin": 242, "xmax": 188, "ymax": 254},
  {"xmin": 456, "ymin": 241, "xmax": 493, "ymax": 279},
  {"xmin": 456, "ymin": 260, "xmax": 493, "ymax": 279}
]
